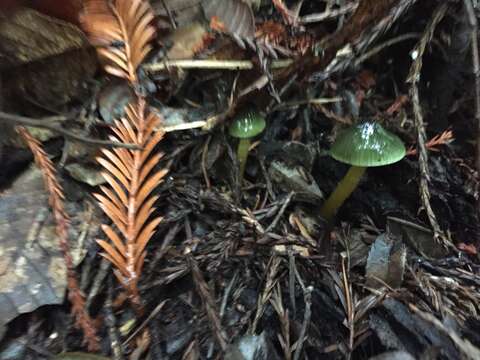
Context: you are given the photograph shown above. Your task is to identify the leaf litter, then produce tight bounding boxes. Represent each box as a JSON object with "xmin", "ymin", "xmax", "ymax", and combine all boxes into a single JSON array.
[{"xmin": 1, "ymin": 0, "xmax": 480, "ymax": 359}]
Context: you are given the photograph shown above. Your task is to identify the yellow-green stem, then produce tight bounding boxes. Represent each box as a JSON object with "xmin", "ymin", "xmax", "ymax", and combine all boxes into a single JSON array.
[
  {"xmin": 237, "ymin": 138, "xmax": 251, "ymax": 180},
  {"xmin": 320, "ymin": 166, "xmax": 366, "ymax": 222}
]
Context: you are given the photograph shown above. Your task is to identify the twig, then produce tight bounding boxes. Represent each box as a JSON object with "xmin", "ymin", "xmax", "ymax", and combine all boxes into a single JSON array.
[
  {"xmin": 144, "ymin": 59, "xmax": 293, "ymax": 71},
  {"xmin": 237, "ymin": 207, "xmax": 265, "ymax": 234},
  {"xmin": 86, "ymin": 258, "xmax": 111, "ymax": 309},
  {"xmin": 202, "ymin": 135, "xmax": 212, "ymax": 189},
  {"xmin": 265, "ymin": 191, "xmax": 294, "ymax": 232},
  {"xmin": 160, "ymin": 0, "xmax": 176, "ymax": 29},
  {"xmin": 105, "ymin": 279, "xmax": 126, "ymax": 360},
  {"xmin": 300, "ymin": 2, "xmax": 358, "ymax": 24},
  {"xmin": 270, "ymin": 97, "xmax": 342, "ymax": 111},
  {"xmin": 1, "ymin": 111, "xmax": 138, "ymax": 149},
  {"xmin": 315, "ymin": 104, "xmax": 352, "ymax": 124},
  {"xmin": 406, "ymin": 3, "xmax": 454, "ymax": 249},
  {"xmin": 122, "ymin": 300, "xmax": 167, "ymax": 346},
  {"xmin": 288, "ymin": 250, "xmax": 296, "ymax": 318},
  {"xmin": 219, "ymin": 271, "xmax": 238, "ymax": 318},
  {"xmin": 291, "ymin": 264, "xmax": 311, "ymax": 360},
  {"xmin": 266, "ymin": 73, "xmax": 298, "ymax": 113},
  {"xmin": 271, "ymin": 285, "xmax": 292, "ymax": 360},
  {"xmin": 341, "ymin": 257, "xmax": 354, "ymax": 358},
  {"xmin": 354, "ymin": 33, "xmax": 421, "ymax": 66},
  {"xmin": 207, "ymin": 271, "xmax": 238, "ymax": 355},
  {"xmin": 313, "ymin": 0, "xmax": 418, "ymax": 81},
  {"xmin": 188, "ymin": 255, "xmax": 228, "ymax": 351},
  {"xmin": 409, "ymin": 304, "xmax": 480, "ymax": 360},
  {"xmin": 272, "ymin": 0, "xmax": 301, "ymax": 26},
  {"xmin": 463, "ymin": 0, "xmax": 480, "ymax": 217},
  {"xmin": 251, "ymin": 256, "xmax": 282, "ymax": 334},
  {"xmin": 293, "ymin": 286, "xmax": 312, "ymax": 360}
]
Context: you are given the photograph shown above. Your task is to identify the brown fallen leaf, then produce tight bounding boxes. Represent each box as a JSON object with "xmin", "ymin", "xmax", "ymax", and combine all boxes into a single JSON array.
[
  {"xmin": 202, "ymin": 0, "xmax": 255, "ymax": 41},
  {"xmin": 166, "ymin": 22, "xmax": 210, "ymax": 59}
]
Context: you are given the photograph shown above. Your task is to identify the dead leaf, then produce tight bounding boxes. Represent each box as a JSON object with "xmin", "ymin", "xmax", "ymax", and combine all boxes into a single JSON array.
[
  {"xmin": 166, "ymin": 22, "xmax": 210, "ymax": 59},
  {"xmin": 202, "ymin": 0, "xmax": 255, "ymax": 40},
  {"xmin": 365, "ymin": 233, "xmax": 406, "ymax": 289},
  {"xmin": 269, "ymin": 160, "xmax": 324, "ymax": 203},
  {"xmin": 457, "ymin": 243, "xmax": 477, "ymax": 255}
]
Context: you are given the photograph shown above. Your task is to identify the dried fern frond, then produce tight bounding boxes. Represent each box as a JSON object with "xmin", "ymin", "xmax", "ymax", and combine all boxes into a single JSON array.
[
  {"xmin": 94, "ymin": 99, "xmax": 166, "ymax": 310},
  {"xmin": 81, "ymin": 0, "xmax": 156, "ymax": 83},
  {"xmin": 17, "ymin": 126, "xmax": 99, "ymax": 351}
]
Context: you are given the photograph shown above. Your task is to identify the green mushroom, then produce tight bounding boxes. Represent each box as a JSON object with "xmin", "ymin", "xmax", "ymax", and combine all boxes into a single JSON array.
[
  {"xmin": 229, "ymin": 110, "xmax": 266, "ymax": 180},
  {"xmin": 320, "ymin": 121, "xmax": 406, "ymax": 222}
]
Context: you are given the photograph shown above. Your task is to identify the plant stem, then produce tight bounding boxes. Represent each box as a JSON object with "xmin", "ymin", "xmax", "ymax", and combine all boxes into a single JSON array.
[
  {"xmin": 320, "ymin": 166, "xmax": 366, "ymax": 222},
  {"xmin": 237, "ymin": 138, "xmax": 251, "ymax": 180}
]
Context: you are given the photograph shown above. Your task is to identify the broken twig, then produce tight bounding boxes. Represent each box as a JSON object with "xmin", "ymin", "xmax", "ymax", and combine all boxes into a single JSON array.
[{"xmin": 406, "ymin": 3, "xmax": 453, "ymax": 249}]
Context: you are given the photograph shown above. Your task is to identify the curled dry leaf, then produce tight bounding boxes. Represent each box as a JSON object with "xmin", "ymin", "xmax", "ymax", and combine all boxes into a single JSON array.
[
  {"xmin": 202, "ymin": 0, "xmax": 255, "ymax": 40},
  {"xmin": 166, "ymin": 22, "xmax": 210, "ymax": 59}
]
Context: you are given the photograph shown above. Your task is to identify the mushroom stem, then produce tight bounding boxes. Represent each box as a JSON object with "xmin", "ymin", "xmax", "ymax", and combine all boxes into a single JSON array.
[
  {"xmin": 320, "ymin": 166, "xmax": 366, "ymax": 222},
  {"xmin": 237, "ymin": 138, "xmax": 251, "ymax": 180}
]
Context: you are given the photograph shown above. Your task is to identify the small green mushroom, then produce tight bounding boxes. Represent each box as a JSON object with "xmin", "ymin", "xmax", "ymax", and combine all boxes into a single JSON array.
[
  {"xmin": 320, "ymin": 121, "xmax": 406, "ymax": 222},
  {"xmin": 229, "ymin": 110, "xmax": 266, "ymax": 180}
]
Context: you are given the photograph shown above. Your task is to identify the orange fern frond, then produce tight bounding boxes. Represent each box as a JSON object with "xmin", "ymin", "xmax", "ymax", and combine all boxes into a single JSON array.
[
  {"xmin": 94, "ymin": 99, "xmax": 166, "ymax": 311},
  {"xmin": 81, "ymin": 0, "xmax": 156, "ymax": 83},
  {"xmin": 17, "ymin": 126, "xmax": 99, "ymax": 351}
]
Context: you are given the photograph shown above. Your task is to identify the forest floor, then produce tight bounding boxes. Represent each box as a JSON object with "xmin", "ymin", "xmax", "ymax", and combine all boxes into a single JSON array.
[{"xmin": 1, "ymin": 1, "xmax": 480, "ymax": 359}]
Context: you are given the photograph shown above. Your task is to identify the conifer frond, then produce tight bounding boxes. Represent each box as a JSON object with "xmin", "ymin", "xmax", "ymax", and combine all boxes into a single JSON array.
[
  {"xmin": 94, "ymin": 99, "xmax": 166, "ymax": 310},
  {"xmin": 17, "ymin": 126, "xmax": 99, "ymax": 351},
  {"xmin": 81, "ymin": 0, "xmax": 156, "ymax": 83},
  {"xmin": 82, "ymin": 0, "xmax": 165, "ymax": 313}
]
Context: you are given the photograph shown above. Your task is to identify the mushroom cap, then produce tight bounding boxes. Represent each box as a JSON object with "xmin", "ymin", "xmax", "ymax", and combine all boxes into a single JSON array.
[
  {"xmin": 330, "ymin": 122, "xmax": 406, "ymax": 167},
  {"xmin": 229, "ymin": 110, "xmax": 266, "ymax": 139}
]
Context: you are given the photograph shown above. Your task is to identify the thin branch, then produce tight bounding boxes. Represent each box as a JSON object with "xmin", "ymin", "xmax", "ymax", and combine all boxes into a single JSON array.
[
  {"xmin": 0, "ymin": 111, "xmax": 138, "ymax": 149},
  {"xmin": 144, "ymin": 59, "xmax": 293, "ymax": 71},
  {"xmin": 189, "ymin": 255, "xmax": 228, "ymax": 351},
  {"xmin": 409, "ymin": 304, "xmax": 480, "ymax": 360},
  {"xmin": 463, "ymin": 0, "xmax": 480, "ymax": 218},
  {"xmin": 406, "ymin": 3, "xmax": 454, "ymax": 249},
  {"xmin": 293, "ymin": 286, "xmax": 312, "ymax": 360},
  {"xmin": 300, "ymin": 2, "xmax": 358, "ymax": 24}
]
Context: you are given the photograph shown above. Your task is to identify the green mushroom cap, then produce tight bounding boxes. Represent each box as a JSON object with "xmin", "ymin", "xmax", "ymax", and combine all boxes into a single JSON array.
[
  {"xmin": 229, "ymin": 110, "xmax": 266, "ymax": 139},
  {"xmin": 330, "ymin": 122, "xmax": 406, "ymax": 167}
]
